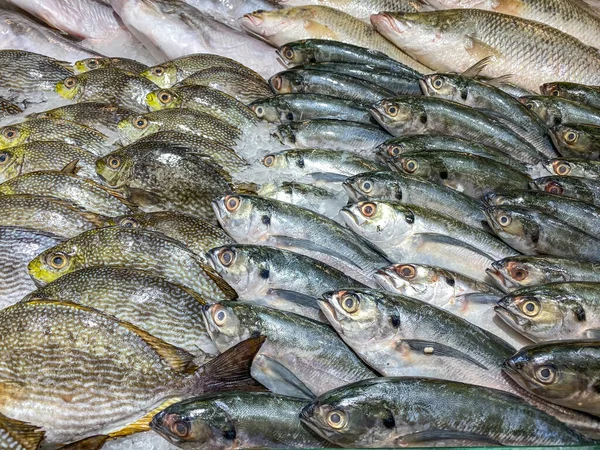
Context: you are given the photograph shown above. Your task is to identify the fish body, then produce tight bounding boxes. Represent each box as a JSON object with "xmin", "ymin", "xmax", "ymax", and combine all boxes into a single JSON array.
[
  {"xmin": 550, "ymin": 123, "xmax": 600, "ymax": 159},
  {"xmin": 0, "ymin": 98, "xmax": 21, "ymax": 117},
  {"xmin": 74, "ymin": 57, "xmax": 149, "ymax": 74},
  {"xmin": 521, "ymin": 96, "xmax": 600, "ymax": 128},
  {"xmin": 539, "ymin": 158, "xmax": 600, "ymax": 179},
  {"xmin": 256, "ymin": 182, "xmax": 347, "ymax": 218},
  {"xmin": 542, "ymin": 82, "xmax": 600, "ymax": 111},
  {"xmin": 531, "ymin": 176, "xmax": 600, "ymax": 206}
]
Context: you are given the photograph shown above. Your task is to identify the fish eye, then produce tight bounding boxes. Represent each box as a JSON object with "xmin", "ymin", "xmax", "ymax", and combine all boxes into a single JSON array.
[
  {"xmin": 107, "ymin": 156, "xmax": 122, "ymax": 169},
  {"xmin": 2, "ymin": 127, "xmax": 18, "ymax": 140},
  {"xmin": 225, "ymin": 195, "xmax": 241, "ymax": 212},
  {"xmin": 397, "ymin": 264, "xmax": 416, "ymax": 279},
  {"xmin": 535, "ymin": 365, "xmax": 557, "ymax": 384},
  {"xmin": 281, "ymin": 46, "xmax": 294, "ymax": 60},
  {"xmin": 64, "ymin": 77, "xmax": 78, "ymax": 89},
  {"xmin": 133, "ymin": 117, "xmax": 148, "ymax": 129},
  {"xmin": 544, "ymin": 181, "xmax": 564, "ymax": 195},
  {"xmin": 46, "ymin": 252, "xmax": 69, "ymax": 270},
  {"xmin": 326, "ymin": 410, "xmax": 347, "ymax": 429},
  {"xmin": 520, "ymin": 298, "xmax": 541, "ymax": 317},
  {"xmin": 171, "ymin": 419, "xmax": 191, "ymax": 438},
  {"xmin": 119, "ymin": 217, "xmax": 139, "ymax": 228},
  {"xmin": 552, "ymin": 161, "xmax": 571, "ymax": 176},
  {"xmin": 360, "ymin": 179, "xmax": 373, "ymax": 193},
  {"xmin": 271, "ymin": 75, "xmax": 283, "ymax": 92},
  {"xmin": 508, "ymin": 264, "xmax": 528, "ymax": 281},
  {"xmin": 563, "ymin": 131, "xmax": 578, "ymax": 144},
  {"xmin": 218, "ymin": 249, "xmax": 235, "ymax": 267},
  {"xmin": 87, "ymin": 59, "xmax": 98, "ymax": 68},
  {"xmin": 385, "ymin": 104, "xmax": 398, "ymax": 116},
  {"xmin": 253, "ymin": 106, "xmax": 265, "ymax": 117},
  {"xmin": 263, "ymin": 155, "xmax": 276, "ymax": 167},
  {"xmin": 152, "ymin": 66, "xmax": 165, "ymax": 76},
  {"xmin": 524, "ymin": 101, "xmax": 534, "ymax": 110},
  {"xmin": 339, "ymin": 292, "xmax": 360, "ymax": 313},
  {"xmin": 401, "ymin": 159, "xmax": 418, "ymax": 173},
  {"xmin": 360, "ymin": 202, "xmax": 377, "ymax": 217},
  {"xmin": 0, "ymin": 152, "xmax": 9, "ymax": 165},
  {"xmin": 431, "ymin": 75, "xmax": 444, "ymax": 90},
  {"xmin": 388, "ymin": 145, "xmax": 402, "ymax": 157},
  {"xmin": 159, "ymin": 91, "xmax": 173, "ymax": 104},
  {"xmin": 212, "ymin": 305, "xmax": 228, "ymax": 326},
  {"xmin": 550, "ymin": 89, "xmax": 560, "ymax": 97},
  {"xmin": 497, "ymin": 212, "xmax": 512, "ymax": 227}
]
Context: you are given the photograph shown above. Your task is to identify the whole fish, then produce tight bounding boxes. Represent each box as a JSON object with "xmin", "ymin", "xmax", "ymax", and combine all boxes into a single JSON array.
[
  {"xmin": 151, "ymin": 392, "xmax": 330, "ymax": 449},
  {"xmin": 531, "ymin": 176, "xmax": 600, "ymax": 206},
  {"xmin": 0, "ymin": 119, "xmax": 112, "ymax": 156},
  {"xmin": 0, "ymin": 300, "xmax": 264, "ymax": 444},
  {"xmin": 343, "ymin": 171, "xmax": 487, "ymax": 231},
  {"xmin": 27, "ymin": 226, "xmax": 236, "ymax": 301},
  {"xmin": 117, "ymin": 109, "xmax": 240, "ymax": 147},
  {"xmin": 112, "ymin": 0, "xmax": 280, "ymax": 78},
  {"xmin": 183, "ymin": 0, "xmax": 277, "ymax": 30},
  {"xmin": 537, "ymin": 158, "xmax": 600, "ymax": 179},
  {"xmin": 110, "ymin": 211, "xmax": 234, "ymax": 260},
  {"xmin": 300, "ymin": 377, "xmax": 592, "ymax": 447},
  {"xmin": 177, "ymin": 67, "xmax": 272, "ymax": 104},
  {"xmin": 370, "ymin": 96, "xmax": 545, "ymax": 164},
  {"xmin": 495, "ymin": 282, "xmax": 600, "ymax": 341},
  {"xmin": 0, "ymin": 413, "xmax": 44, "ymax": 450},
  {"xmin": 0, "ymin": 226, "xmax": 63, "ymax": 310},
  {"xmin": 0, "ymin": 98, "xmax": 21, "ymax": 117},
  {"xmin": 207, "ymin": 244, "xmax": 365, "ymax": 320},
  {"xmin": 505, "ymin": 340, "xmax": 600, "ymax": 417},
  {"xmin": 212, "ymin": 194, "xmax": 390, "ymax": 287},
  {"xmin": 55, "ymin": 69, "xmax": 159, "ymax": 113},
  {"xmin": 96, "ymin": 142, "xmax": 234, "ymax": 220},
  {"xmin": 550, "ymin": 124, "xmax": 600, "ymax": 159},
  {"xmin": 249, "ymin": 93, "xmax": 374, "ymax": 124},
  {"xmin": 203, "ymin": 301, "xmax": 376, "ymax": 397},
  {"xmin": 485, "ymin": 206, "xmax": 600, "ymax": 260},
  {"xmin": 23, "ymin": 266, "xmax": 218, "ymax": 358},
  {"xmin": 0, "ymin": 141, "xmax": 99, "ymax": 182},
  {"xmin": 320, "ymin": 288, "xmax": 516, "ymax": 389},
  {"xmin": 488, "ymin": 256, "xmax": 600, "ymax": 291},
  {"xmin": 341, "ymin": 200, "xmax": 517, "ymax": 283},
  {"xmin": 371, "ymin": 10, "xmax": 600, "ymax": 92},
  {"xmin": 541, "ymin": 82, "xmax": 600, "ymax": 110},
  {"xmin": 74, "ymin": 57, "xmax": 149, "ymax": 74},
  {"xmin": 240, "ymin": 6, "xmax": 429, "ymax": 72},
  {"xmin": 374, "ymin": 263, "xmax": 527, "ymax": 348},
  {"xmin": 520, "ymin": 95, "xmax": 600, "ymax": 128}
]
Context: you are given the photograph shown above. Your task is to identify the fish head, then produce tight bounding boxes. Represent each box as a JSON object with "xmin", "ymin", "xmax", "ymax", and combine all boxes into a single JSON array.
[
  {"xmin": 539, "ymin": 82, "xmax": 561, "ymax": 97},
  {"xmin": 151, "ymin": 399, "xmax": 235, "ymax": 449},
  {"xmin": 207, "ymin": 245, "xmax": 257, "ymax": 294},
  {"xmin": 0, "ymin": 146, "xmax": 24, "ymax": 183},
  {"xmin": 550, "ymin": 125, "xmax": 589, "ymax": 157},
  {"xmin": 241, "ymin": 8, "xmax": 325, "ymax": 46},
  {"xmin": 370, "ymin": 99, "xmax": 418, "ymax": 134},
  {"xmin": 141, "ymin": 63, "xmax": 178, "ymax": 88},
  {"xmin": 55, "ymin": 74, "xmax": 85, "ymax": 100},
  {"xmin": 212, "ymin": 194, "xmax": 269, "ymax": 243},
  {"xmin": 484, "ymin": 206, "xmax": 538, "ymax": 254},
  {"xmin": 391, "ymin": 154, "xmax": 432, "ymax": 179},
  {"xmin": 343, "ymin": 172, "xmax": 400, "ymax": 202},
  {"xmin": 95, "ymin": 150, "xmax": 133, "ymax": 187},
  {"xmin": 28, "ymin": 244, "xmax": 78, "ymax": 286},
  {"xmin": 117, "ymin": 113, "xmax": 160, "ymax": 143},
  {"xmin": 374, "ymin": 264, "xmax": 437, "ymax": 298},
  {"xmin": 74, "ymin": 57, "xmax": 110, "ymax": 74},
  {"xmin": 340, "ymin": 201, "xmax": 408, "ymax": 247},
  {"xmin": 529, "ymin": 176, "xmax": 567, "ymax": 196},
  {"xmin": 518, "ymin": 96, "xmax": 557, "ymax": 124},
  {"xmin": 489, "ymin": 258, "xmax": 559, "ymax": 290},
  {"xmin": 201, "ymin": 302, "xmax": 256, "ymax": 352},
  {"xmin": 261, "ymin": 151, "xmax": 288, "ymax": 170},
  {"xmin": 548, "ymin": 159, "xmax": 573, "ymax": 177},
  {"xmin": 0, "ymin": 123, "xmax": 29, "ymax": 149},
  {"xmin": 277, "ymin": 42, "xmax": 312, "ymax": 67},
  {"xmin": 268, "ymin": 71, "xmax": 299, "ymax": 94},
  {"xmin": 146, "ymin": 88, "xmax": 182, "ymax": 111},
  {"xmin": 248, "ymin": 99, "xmax": 282, "ymax": 122},
  {"xmin": 420, "ymin": 73, "xmax": 461, "ymax": 101}
]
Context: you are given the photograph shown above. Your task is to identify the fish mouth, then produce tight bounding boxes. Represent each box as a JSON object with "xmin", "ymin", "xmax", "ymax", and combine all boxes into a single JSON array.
[
  {"xmin": 417, "ymin": 78, "xmax": 431, "ymax": 95},
  {"xmin": 372, "ymin": 12, "xmax": 408, "ymax": 34},
  {"xmin": 342, "ymin": 183, "xmax": 363, "ymax": 202},
  {"xmin": 211, "ymin": 199, "xmax": 225, "ymax": 221},
  {"xmin": 242, "ymin": 13, "xmax": 263, "ymax": 28},
  {"xmin": 318, "ymin": 299, "xmax": 339, "ymax": 323},
  {"xmin": 368, "ymin": 107, "xmax": 386, "ymax": 127},
  {"xmin": 339, "ymin": 208, "xmax": 362, "ymax": 228},
  {"xmin": 494, "ymin": 304, "xmax": 529, "ymax": 328},
  {"xmin": 486, "ymin": 267, "xmax": 512, "ymax": 291}
]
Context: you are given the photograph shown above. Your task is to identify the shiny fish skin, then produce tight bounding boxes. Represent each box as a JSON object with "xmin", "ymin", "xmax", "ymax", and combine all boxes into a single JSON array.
[
  {"xmin": 531, "ymin": 175, "xmax": 600, "ymax": 206},
  {"xmin": 74, "ymin": 57, "xmax": 149, "ymax": 74},
  {"xmin": 0, "ymin": 98, "xmax": 21, "ymax": 117},
  {"xmin": 540, "ymin": 158, "xmax": 600, "ymax": 179},
  {"xmin": 550, "ymin": 123, "xmax": 600, "ymax": 160},
  {"xmin": 371, "ymin": 10, "xmax": 600, "ymax": 92},
  {"xmin": 520, "ymin": 96, "xmax": 600, "ymax": 128},
  {"xmin": 256, "ymin": 181, "xmax": 345, "ymax": 215},
  {"xmin": 23, "ymin": 266, "xmax": 218, "ymax": 357},
  {"xmin": 27, "ymin": 226, "xmax": 236, "ymax": 301},
  {"xmin": 541, "ymin": 82, "xmax": 600, "ymax": 111}
]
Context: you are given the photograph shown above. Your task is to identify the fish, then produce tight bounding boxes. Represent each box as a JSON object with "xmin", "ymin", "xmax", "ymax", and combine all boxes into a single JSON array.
[
  {"xmin": 341, "ymin": 200, "xmax": 517, "ymax": 283},
  {"xmin": 531, "ymin": 176, "xmax": 600, "ymax": 206},
  {"xmin": 207, "ymin": 244, "xmax": 365, "ymax": 320},
  {"xmin": 0, "ymin": 412, "xmax": 44, "ymax": 450},
  {"xmin": 520, "ymin": 95, "xmax": 600, "ymax": 128},
  {"xmin": 370, "ymin": 96, "xmax": 546, "ymax": 164},
  {"xmin": 0, "ymin": 119, "xmax": 112, "ymax": 156},
  {"xmin": 0, "ymin": 98, "xmax": 21, "ymax": 117},
  {"xmin": 74, "ymin": 57, "xmax": 149, "ymax": 74},
  {"xmin": 151, "ymin": 392, "xmax": 330, "ymax": 449},
  {"xmin": 300, "ymin": 377, "xmax": 593, "ymax": 447},
  {"xmin": 183, "ymin": 0, "xmax": 278, "ymax": 30},
  {"xmin": 240, "ymin": 6, "xmax": 430, "ymax": 72},
  {"xmin": 541, "ymin": 82, "xmax": 600, "ymax": 111},
  {"xmin": 320, "ymin": 288, "xmax": 516, "ymax": 388},
  {"xmin": 550, "ymin": 123, "xmax": 600, "ymax": 160},
  {"xmin": 371, "ymin": 10, "xmax": 600, "ymax": 92},
  {"xmin": 485, "ymin": 206, "xmax": 600, "ymax": 261},
  {"xmin": 0, "ymin": 300, "xmax": 264, "ymax": 444},
  {"xmin": 27, "ymin": 226, "xmax": 236, "ymax": 302},
  {"xmin": 110, "ymin": 211, "xmax": 234, "ymax": 260},
  {"xmin": 22, "ymin": 266, "xmax": 219, "ymax": 358},
  {"xmin": 0, "ymin": 141, "xmax": 99, "ymax": 183},
  {"xmin": 505, "ymin": 340, "xmax": 600, "ymax": 417},
  {"xmin": 343, "ymin": 171, "xmax": 487, "ymax": 231},
  {"xmin": 373, "ymin": 263, "xmax": 528, "ymax": 348},
  {"xmin": 256, "ymin": 182, "xmax": 347, "ymax": 218},
  {"xmin": 96, "ymin": 142, "xmax": 234, "ymax": 220},
  {"xmin": 495, "ymin": 282, "xmax": 600, "ymax": 341},
  {"xmin": 55, "ymin": 68, "xmax": 159, "ymax": 113},
  {"xmin": 202, "ymin": 301, "xmax": 376, "ymax": 397},
  {"xmin": 176, "ymin": 67, "xmax": 273, "ymax": 104},
  {"xmin": 0, "ymin": 194, "xmax": 108, "ymax": 238},
  {"xmin": 538, "ymin": 158, "xmax": 600, "ymax": 179},
  {"xmin": 117, "ymin": 109, "xmax": 240, "ymax": 147},
  {"xmin": 0, "ymin": 226, "xmax": 63, "ymax": 310},
  {"xmin": 488, "ymin": 256, "xmax": 600, "ymax": 291},
  {"xmin": 212, "ymin": 194, "xmax": 390, "ymax": 287}
]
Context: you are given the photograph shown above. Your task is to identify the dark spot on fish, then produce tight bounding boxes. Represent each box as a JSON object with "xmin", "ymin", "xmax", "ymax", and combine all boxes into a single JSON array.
[
  {"xmin": 223, "ymin": 429, "xmax": 236, "ymax": 440},
  {"xmin": 296, "ymin": 157, "xmax": 305, "ymax": 169},
  {"xmin": 262, "ymin": 215, "xmax": 271, "ymax": 226},
  {"xmin": 250, "ymin": 329, "xmax": 262, "ymax": 339},
  {"xmin": 405, "ymin": 211, "xmax": 415, "ymax": 224},
  {"xmin": 286, "ymin": 112, "xmax": 294, "ymax": 121},
  {"xmin": 260, "ymin": 268, "xmax": 270, "ymax": 279},
  {"xmin": 593, "ymin": 382, "xmax": 600, "ymax": 394},
  {"xmin": 419, "ymin": 114, "xmax": 428, "ymax": 124},
  {"xmin": 460, "ymin": 90, "xmax": 468, "ymax": 101},
  {"xmin": 553, "ymin": 117, "xmax": 562, "ymax": 127},
  {"xmin": 445, "ymin": 277, "xmax": 455, "ymax": 287},
  {"xmin": 530, "ymin": 225, "xmax": 540, "ymax": 244},
  {"xmin": 383, "ymin": 413, "xmax": 395, "ymax": 429},
  {"xmin": 439, "ymin": 171, "xmax": 448, "ymax": 180},
  {"xmin": 288, "ymin": 133, "xmax": 297, "ymax": 144},
  {"xmin": 574, "ymin": 304, "xmax": 586, "ymax": 322},
  {"xmin": 390, "ymin": 314, "xmax": 400, "ymax": 328}
]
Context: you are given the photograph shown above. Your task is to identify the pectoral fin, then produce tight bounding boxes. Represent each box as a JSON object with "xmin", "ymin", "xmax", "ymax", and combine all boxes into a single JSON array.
[
  {"xmin": 400, "ymin": 339, "xmax": 489, "ymax": 370},
  {"xmin": 466, "ymin": 35, "xmax": 503, "ymax": 63},
  {"xmin": 252, "ymin": 354, "xmax": 315, "ymax": 400}
]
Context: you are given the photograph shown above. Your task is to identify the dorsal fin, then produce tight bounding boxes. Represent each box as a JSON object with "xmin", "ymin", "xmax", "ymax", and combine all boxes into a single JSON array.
[
  {"xmin": 61, "ymin": 159, "xmax": 80, "ymax": 175},
  {"xmin": 461, "ymin": 56, "xmax": 494, "ymax": 78}
]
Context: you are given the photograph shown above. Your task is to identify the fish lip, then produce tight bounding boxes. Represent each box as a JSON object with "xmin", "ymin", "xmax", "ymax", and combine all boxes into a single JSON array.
[
  {"xmin": 373, "ymin": 12, "xmax": 407, "ymax": 34},
  {"xmin": 342, "ymin": 182, "xmax": 362, "ymax": 201},
  {"xmin": 369, "ymin": 107, "xmax": 386, "ymax": 128},
  {"xmin": 339, "ymin": 207, "xmax": 361, "ymax": 228},
  {"xmin": 317, "ymin": 298, "xmax": 338, "ymax": 322},
  {"xmin": 494, "ymin": 303, "xmax": 529, "ymax": 327},
  {"xmin": 486, "ymin": 267, "xmax": 512, "ymax": 290},
  {"xmin": 418, "ymin": 78, "xmax": 430, "ymax": 95},
  {"xmin": 373, "ymin": 271, "xmax": 392, "ymax": 289},
  {"xmin": 242, "ymin": 13, "xmax": 263, "ymax": 27},
  {"xmin": 211, "ymin": 199, "xmax": 224, "ymax": 220}
]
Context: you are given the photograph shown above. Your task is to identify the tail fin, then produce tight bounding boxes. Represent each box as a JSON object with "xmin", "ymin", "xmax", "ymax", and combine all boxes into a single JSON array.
[
  {"xmin": 59, "ymin": 435, "xmax": 109, "ymax": 450},
  {"xmin": 189, "ymin": 336, "xmax": 266, "ymax": 395}
]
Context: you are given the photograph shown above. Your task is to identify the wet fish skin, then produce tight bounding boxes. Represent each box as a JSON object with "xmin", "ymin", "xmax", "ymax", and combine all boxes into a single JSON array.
[
  {"xmin": 550, "ymin": 124, "xmax": 600, "ymax": 160},
  {"xmin": 74, "ymin": 57, "xmax": 149, "ymax": 74},
  {"xmin": 505, "ymin": 340, "xmax": 600, "ymax": 417},
  {"xmin": 539, "ymin": 158, "xmax": 600, "ymax": 179},
  {"xmin": 22, "ymin": 266, "xmax": 218, "ymax": 358},
  {"xmin": 0, "ymin": 98, "xmax": 21, "ymax": 117},
  {"xmin": 300, "ymin": 377, "xmax": 593, "ymax": 447},
  {"xmin": 256, "ymin": 182, "xmax": 346, "ymax": 217},
  {"xmin": 151, "ymin": 392, "xmax": 330, "ymax": 449},
  {"xmin": 520, "ymin": 96, "xmax": 600, "ymax": 128},
  {"xmin": 343, "ymin": 171, "xmax": 487, "ymax": 231},
  {"xmin": 485, "ymin": 206, "xmax": 600, "ymax": 261},
  {"xmin": 207, "ymin": 244, "xmax": 365, "ymax": 320},
  {"xmin": 212, "ymin": 194, "xmax": 390, "ymax": 287},
  {"xmin": 27, "ymin": 226, "xmax": 236, "ymax": 301},
  {"xmin": 202, "ymin": 301, "xmax": 376, "ymax": 396},
  {"xmin": 55, "ymin": 68, "xmax": 159, "ymax": 113},
  {"xmin": 541, "ymin": 82, "xmax": 600, "ymax": 111},
  {"xmin": 495, "ymin": 282, "xmax": 600, "ymax": 341},
  {"xmin": 531, "ymin": 176, "xmax": 600, "ymax": 206},
  {"xmin": 371, "ymin": 10, "xmax": 600, "ymax": 92}
]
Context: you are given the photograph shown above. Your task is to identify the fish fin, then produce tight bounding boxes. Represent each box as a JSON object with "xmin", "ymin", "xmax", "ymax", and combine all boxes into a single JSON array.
[
  {"xmin": 200, "ymin": 262, "xmax": 238, "ymax": 299},
  {"xmin": 59, "ymin": 435, "xmax": 110, "ymax": 450},
  {"xmin": 412, "ymin": 233, "xmax": 495, "ymax": 260},
  {"xmin": 234, "ymin": 182, "xmax": 258, "ymax": 195},
  {"xmin": 461, "ymin": 56, "xmax": 494, "ymax": 78},
  {"xmin": 268, "ymin": 289, "xmax": 320, "ymax": 308},
  {"xmin": 252, "ymin": 353, "xmax": 315, "ymax": 400},
  {"xmin": 483, "ymin": 74, "xmax": 514, "ymax": 87},
  {"xmin": 465, "ymin": 36, "xmax": 503, "ymax": 63},
  {"xmin": 584, "ymin": 329, "xmax": 600, "ymax": 338},
  {"xmin": 303, "ymin": 20, "xmax": 338, "ymax": 40},
  {"xmin": 190, "ymin": 336, "xmax": 267, "ymax": 394},
  {"xmin": 0, "ymin": 381, "xmax": 26, "ymax": 406},
  {"xmin": 0, "ymin": 413, "xmax": 44, "ymax": 450},
  {"xmin": 269, "ymin": 235, "xmax": 363, "ymax": 270},
  {"xmin": 308, "ymin": 172, "xmax": 350, "ymax": 183},
  {"xmin": 109, "ymin": 398, "xmax": 182, "ymax": 438},
  {"xmin": 125, "ymin": 187, "xmax": 162, "ymax": 207},
  {"xmin": 399, "ymin": 339, "xmax": 489, "ymax": 370},
  {"xmin": 399, "ymin": 429, "xmax": 502, "ymax": 446},
  {"xmin": 61, "ymin": 159, "xmax": 80, "ymax": 175},
  {"xmin": 458, "ymin": 293, "xmax": 502, "ymax": 305}
]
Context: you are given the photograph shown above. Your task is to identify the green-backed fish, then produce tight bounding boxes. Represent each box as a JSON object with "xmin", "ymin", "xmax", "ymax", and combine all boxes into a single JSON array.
[
  {"xmin": 0, "ymin": 98, "xmax": 22, "ymax": 117},
  {"xmin": 541, "ymin": 82, "xmax": 600, "ymax": 111},
  {"xmin": 531, "ymin": 176, "xmax": 600, "ymax": 206},
  {"xmin": 550, "ymin": 123, "xmax": 600, "ymax": 160},
  {"xmin": 74, "ymin": 57, "xmax": 149, "ymax": 74}
]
